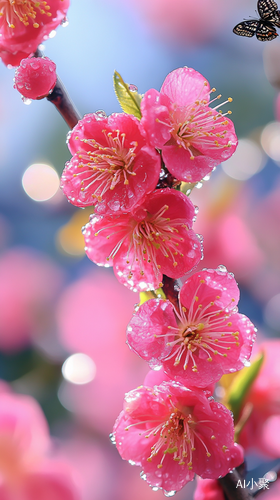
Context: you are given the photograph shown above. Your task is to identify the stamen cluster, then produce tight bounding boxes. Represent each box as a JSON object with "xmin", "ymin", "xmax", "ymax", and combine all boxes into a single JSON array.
[{"xmin": 0, "ymin": 0, "xmax": 70, "ymax": 66}]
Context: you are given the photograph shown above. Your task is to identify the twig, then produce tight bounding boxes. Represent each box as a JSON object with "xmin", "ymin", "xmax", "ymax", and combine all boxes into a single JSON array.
[{"xmin": 35, "ymin": 48, "xmax": 81, "ymax": 128}]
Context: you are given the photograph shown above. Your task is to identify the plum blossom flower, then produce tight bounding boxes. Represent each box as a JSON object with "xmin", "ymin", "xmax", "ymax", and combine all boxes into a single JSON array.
[
  {"xmin": 127, "ymin": 268, "xmax": 255, "ymax": 386},
  {"xmin": 0, "ymin": 0, "xmax": 70, "ymax": 67},
  {"xmin": 0, "ymin": 390, "xmax": 80, "ymax": 500},
  {"xmin": 83, "ymin": 188, "xmax": 202, "ymax": 291},
  {"xmin": 113, "ymin": 380, "xmax": 243, "ymax": 493},
  {"xmin": 61, "ymin": 113, "xmax": 161, "ymax": 215},
  {"xmin": 140, "ymin": 67, "xmax": 238, "ymax": 183},
  {"xmin": 239, "ymin": 340, "xmax": 280, "ymax": 458},
  {"xmin": 14, "ymin": 56, "xmax": 57, "ymax": 99}
]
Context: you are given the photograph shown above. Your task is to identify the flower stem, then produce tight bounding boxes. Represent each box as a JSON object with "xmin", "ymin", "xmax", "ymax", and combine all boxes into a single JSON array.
[{"xmin": 35, "ymin": 48, "xmax": 81, "ymax": 128}]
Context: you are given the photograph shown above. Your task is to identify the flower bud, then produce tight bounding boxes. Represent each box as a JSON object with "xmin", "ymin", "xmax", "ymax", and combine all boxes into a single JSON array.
[{"xmin": 14, "ymin": 57, "xmax": 57, "ymax": 100}]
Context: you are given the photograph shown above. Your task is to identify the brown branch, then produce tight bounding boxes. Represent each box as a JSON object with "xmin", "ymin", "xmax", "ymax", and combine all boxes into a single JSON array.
[{"xmin": 35, "ymin": 48, "xmax": 81, "ymax": 129}]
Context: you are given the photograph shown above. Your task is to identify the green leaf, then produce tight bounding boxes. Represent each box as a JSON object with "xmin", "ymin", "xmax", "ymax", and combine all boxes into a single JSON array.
[
  {"xmin": 226, "ymin": 352, "xmax": 265, "ymax": 421},
  {"xmin": 113, "ymin": 71, "xmax": 142, "ymax": 119},
  {"xmin": 139, "ymin": 288, "xmax": 166, "ymax": 305}
]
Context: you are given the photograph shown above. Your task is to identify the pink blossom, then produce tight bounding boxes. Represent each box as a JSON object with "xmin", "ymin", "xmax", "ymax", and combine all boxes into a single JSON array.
[
  {"xmin": 0, "ymin": 390, "xmax": 80, "ymax": 499},
  {"xmin": 140, "ymin": 67, "xmax": 238, "ymax": 183},
  {"xmin": 0, "ymin": 247, "xmax": 64, "ymax": 352},
  {"xmin": 56, "ymin": 269, "xmax": 148, "ymax": 434},
  {"xmin": 239, "ymin": 340, "xmax": 280, "ymax": 457},
  {"xmin": 14, "ymin": 56, "xmax": 56, "ymax": 99},
  {"xmin": 83, "ymin": 188, "xmax": 202, "ymax": 291},
  {"xmin": 61, "ymin": 113, "xmax": 161, "ymax": 215},
  {"xmin": 0, "ymin": 0, "xmax": 70, "ymax": 67},
  {"xmin": 127, "ymin": 268, "xmax": 255, "ymax": 387},
  {"xmin": 194, "ymin": 478, "xmax": 224, "ymax": 500},
  {"xmin": 113, "ymin": 381, "xmax": 243, "ymax": 493}
]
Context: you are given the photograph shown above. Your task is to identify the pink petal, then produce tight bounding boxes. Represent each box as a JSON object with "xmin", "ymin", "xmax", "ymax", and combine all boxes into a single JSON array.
[{"xmin": 161, "ymin": 67, "xmax": 211, "ymax": 107}]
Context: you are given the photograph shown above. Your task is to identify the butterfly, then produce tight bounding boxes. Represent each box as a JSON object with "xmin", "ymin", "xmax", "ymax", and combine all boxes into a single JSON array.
[{"xmin": 233, "ymin": 0, "xmax": 280, "ymax": 41}]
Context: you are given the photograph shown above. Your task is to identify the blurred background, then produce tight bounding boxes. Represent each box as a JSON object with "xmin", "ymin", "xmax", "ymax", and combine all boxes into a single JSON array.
[{"xmin": 0, "ymin": 0, "xmax": 280, "ymax": 498}]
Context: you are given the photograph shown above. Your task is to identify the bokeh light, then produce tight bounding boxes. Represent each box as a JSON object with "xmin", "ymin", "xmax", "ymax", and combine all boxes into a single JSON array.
[
  {"xmin": 261, "ymin": 122, "xmax": 280, "ymax": 162},
  {"xmin": 221, "ymin": 138, "xmax": 266, "ymax": 180},
  {"xmin": 62, "ymin": 353, "xmax": 97, "ymax": 385},
  {"xmin": 22, "ymin": 163, "xmax": 60, "ymax": 202}
]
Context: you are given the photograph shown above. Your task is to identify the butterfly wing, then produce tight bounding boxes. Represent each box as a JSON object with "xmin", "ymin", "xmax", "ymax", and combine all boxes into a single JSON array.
[
  {"xmin": 256, "ymin": 21, "xmax": 278, "ymax": 40},
  {"xmin": 233, "ymin": 20, "xmax": 259, "ymax": 37},
  {"xmin": 258, "ymin": 0, "xmax": 280, "ymax": 27}
]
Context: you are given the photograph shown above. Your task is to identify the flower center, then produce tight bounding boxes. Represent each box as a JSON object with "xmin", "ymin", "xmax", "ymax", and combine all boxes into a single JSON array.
[
  {"xmin": 0, "ymin": 0, "xmax": 52, "ymax": 29},
  {"xmin": 74, "ymin": 129, "xmax": 138, "ymax": 201},
  {"xmin": 96, "ymin": 203, "xmax": 188, "ymax": 285},
  {"xmin": 156, "ymin": 280, "xmax": 240, "ymax": 372},
  {"xmin": 157, "ymin": 83, "xmax": 233, "ymax": 160},
  {"xmin": 125, "ymin": 402, "xmax": 215, "ymax": 470}
]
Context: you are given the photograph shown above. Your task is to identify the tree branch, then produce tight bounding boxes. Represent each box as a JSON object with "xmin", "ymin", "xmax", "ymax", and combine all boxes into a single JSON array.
[{"xmin": 35, "ymin": 48, "xmax": 81, "ymax": 128}]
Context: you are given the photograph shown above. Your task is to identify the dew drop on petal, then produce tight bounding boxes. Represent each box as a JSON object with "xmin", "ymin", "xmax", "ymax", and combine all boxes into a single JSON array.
[
  {"xmin": 109, "ymin": 433, "xmax": 116, "ymax": 445},
  {"xmin": 129, "ymin": 460, "xmax": 136, "ymax": 465},
  {"xmin": 22, "ymin": 97, "xmax": 32, "ymax": 105},
  {"xmin": 164, "ymin": 491, "xmax": 177, "ymax": 497},
  {"xmin": 243, "ymin": 360, "xmax": 251, "ymax": 367},
  {"xmin": 94, "ymin": 110, "xmax": 107, "ymax": 120},
  {"xmin": 140, "ymin": 471, "xmax": 147, "ymax": 481},
  {"xmin": 217, "ymin": 265, "xmax": 228, "ymax": 273},
  {"xmin": 49, "ymin": 30, "xmax": 56, "ymax": 38},
  {"xmin": 61, "ymin": 17, "xmax": 69, "ymax": 27}
]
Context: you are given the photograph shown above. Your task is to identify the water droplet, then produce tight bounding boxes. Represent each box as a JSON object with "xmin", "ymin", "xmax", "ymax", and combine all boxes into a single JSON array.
[
  {"xmin": 129, "ymin": 460, "xmax": 136, "ymax": 465},
  {"xmin": 66, "ymin": 130, "xmax": 72, "ymax": 145},
  {"xmin": 151, "ymin": 486, "xmax": 159, "ymax": 491},
  {"xmin": 140, "ymin": 471, "xmax": 147, "ymax": 481},
  {"xmin": 94, "ymin": 110, "xmax": 107, "ymax": 120},
  {"xmin": 109, "ymin": 432, "xmax": 116, "ymax": 445},
  {"xmin": 22, "ymin": 97, "xmax": 32, "ymax": 105},
  {"xmin": 164, "ymin": 491, "xmax": 176, "ymax": 497},
  {"xmin": 128, "ymin": 84, "xmax": 138, "ymax": 92},
  {"xmin": 38, "ymin": 44, "xmax": 45, "ymax": 51},
  {"xmin": 61, "ymin": 17, "xmax": 69, "ymax": 27},
  {"xmin": 49, "ymin": 30, "xmax": 56, "ymax": 39},
  {"xmin": 30, "ymin": 61, "xmax": 40, "ymax": 70},
  {"xmin": 195, "ymin": 182, "xmax": 203, "ymax": 189},
  {"xmin": 194, "ymin": 206, "xmax": 199, "ymax": 214},
  {"xmin": 243, "ymin": 360, "xmax": 251, "ymax": 367},
  {"xmin": 217, "ymin": 265, "xmax": 228, "ymax": 273}
]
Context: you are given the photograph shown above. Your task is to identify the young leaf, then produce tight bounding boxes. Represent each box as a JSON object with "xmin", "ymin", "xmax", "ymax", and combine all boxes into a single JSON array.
[
  {"xmin": 139, "ymin": 288, "xmax": 166, "ymax": 305},
  {"xmin": 226, "ymin": 352, "xmax": 265, "ymax": 421},
  {"xmin": 113, "ymin": 71, "xmax": 142, "ymax": 119}
]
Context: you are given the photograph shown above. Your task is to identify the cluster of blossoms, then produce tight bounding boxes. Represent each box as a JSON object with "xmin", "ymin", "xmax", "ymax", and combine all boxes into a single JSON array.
[
  {"xmin": 60, "ymin": 66, "xmax": 256, "ymax": 495},
  {"xmin": 0, "ymin": 0, "xmax": 261, "ymax": 495}
]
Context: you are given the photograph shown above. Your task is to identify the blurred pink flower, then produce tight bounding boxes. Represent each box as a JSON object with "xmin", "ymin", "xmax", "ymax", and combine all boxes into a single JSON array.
[
  {"xmin": 56, "ymin": 268, "xmax": 148, "ymax": 433},
  {"xmin": 121, "ymin": 0, "xmax": 247, "ymax": 45},
  {"xmin": 84, "ymin": 188, "xmax": 202, "ymax": 291},
  {"xmin": 0, "ymin": 247, "xmax": 64, "ymax": 352},
  {"xmin": 62, "ymin": 113, "xmax": 161, "ymax": 215},
  {"xmin": 14, "ymin": 56, "xmax": 57, "ymax": 99},
  {"xmin": 190, "ymin": 177, "xmax": 265, "ymax": 284},
  {"xmin": 127, "ymin": 268, "xmax": 255, "ymax": 387},
  {"xmin": 194, "ymin": 478, "xmax": 225, "ymax": 500},
  {"xmin": 0, "ymin": 0, "xmax": 70, "ymax": 67},
  {"xmin": 240, "ymin": 340, "xmax": 280, "ymax": 458},
  {"xmin": 0, "ymin": 390, "xmax": 80, "ymax": 500},
  {"xmin": 113, "ymin": 381, "xmax": 243, "ymax": 492},
  {"xmin": 140, "ymin": 67, "xmax": 237, "ymax": 182}
]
